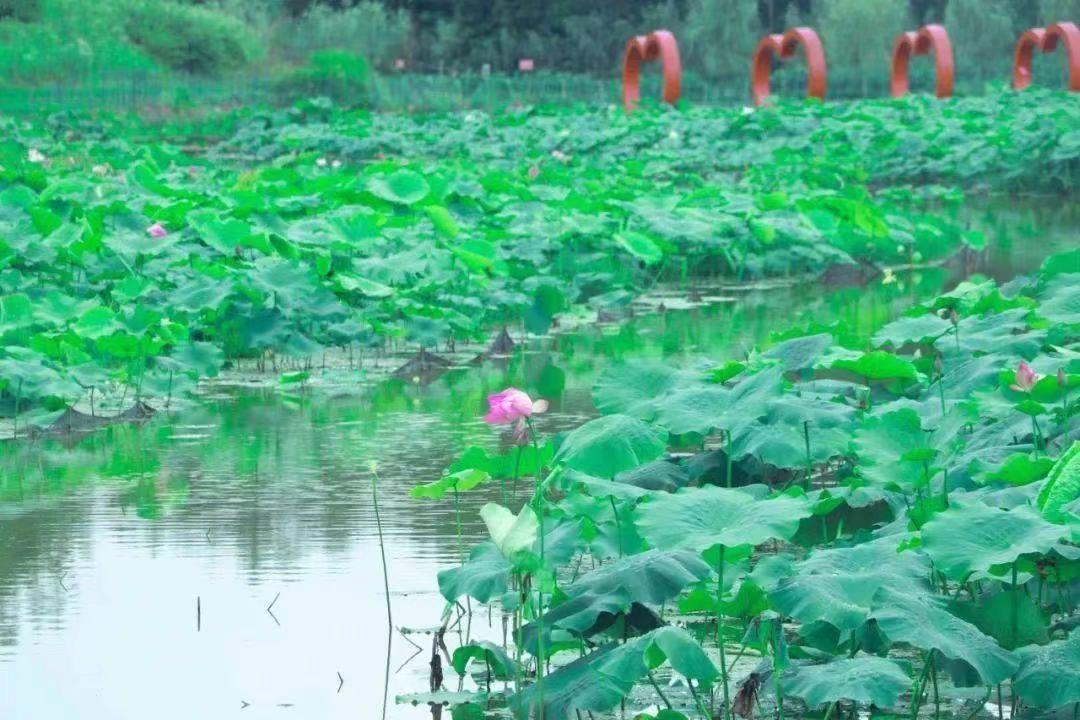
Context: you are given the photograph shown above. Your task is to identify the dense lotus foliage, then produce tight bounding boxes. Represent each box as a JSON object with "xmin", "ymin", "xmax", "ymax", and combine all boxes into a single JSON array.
[
  {"xmin": 426, "ymin": 246, "xmax": 1080, "ymax": 719},
  {"xmin": 1, "ymin": 89, "xmax": 1078, "ymax": 430},
  {"xmin": 1, "ymin": 84, "xmax": 1078, "ymax": 719}
]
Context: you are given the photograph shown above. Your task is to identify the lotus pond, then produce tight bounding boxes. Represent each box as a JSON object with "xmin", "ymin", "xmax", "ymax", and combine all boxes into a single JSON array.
[{"xmin": 0, "ymin": 92, "xmax": 1078, "ymax": 720}]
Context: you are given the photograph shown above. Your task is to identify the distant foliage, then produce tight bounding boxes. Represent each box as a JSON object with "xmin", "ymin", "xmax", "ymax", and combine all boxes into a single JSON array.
[
  {"xmin": 273, "ymin": 49, "xmax": 374, "ymax": 105},
  {"xmin": 946, "ymin": 0, "xmax": 1016, "ymax": 83},
  {"xmin": 2, "ymin": 0, "xmax": 1079, "ymax": 98},
  {"xmin": 123, "ymin": 0, "xmax": 256, "ymax": 75},
  {"xmin": 682, "ymin": 0, "xmax": 758, "ymax": 81},
  {"xmin": 0, "ymin": 0, "xmax": 41, "ymax": 22},
  {"xmin": 1040, "ymin": 0, "xmax": 1080, "ymax": 22},
  {"xmin": 274, "ymin": 1, "xmax": 411, "ymax": 69},
  {"xmin": 820, "ymin": 0, "xmax": 909, "ymax": 95}
]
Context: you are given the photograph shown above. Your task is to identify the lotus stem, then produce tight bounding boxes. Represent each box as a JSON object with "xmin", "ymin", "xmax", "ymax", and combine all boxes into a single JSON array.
[
  {"xmin": 936, "ymin": 370, "xmax": 947, "ymax": 415},
  {"xmin": 609, "ymin": 495, "xmax": 622, "ymax": 557},
  {"xmin": 725, "ymin": 430, "xmax": 733, "ymax": 488},
  {"xmin": 802, "ymin": 421, "xmax": 812, "ymax": 487},
  {"xmin": 689, "ymin": 679, "xmax": 711, "ymax": 720},
  {"xmin": 647, "ymin": 670, "xmax": 672, "ymax": 709},
  {"xmin": 370, "ymin": 464, "xmax": 393, "ymax": 630},
  {"xmin": 453, "ymin": 487, "xmax": 463, "ymax": 565},
  {"xmin": 911, "ymin": 653, "xmax": 933, "ymax": 720},
  {"xmin": 773, "ymin": 619, "xmax": 784, "ymax": 720},
  {"xmin": 716, "ymin": 546, "xmax": 731, "ymax": 720},
  {"xmin": 526, "ymin": 418, "xmax": 546, "ymax": 720},
  {"xmin": 930, "ymin": 653, "xmax": 940, "ymax": 720},
  {"xmin": 1011, "ymin": 563, "xmax": 1019, "ymax": 648},
  {"xmin": 509, "ymin": 445, "xmax": 522, "ymax": 504}
]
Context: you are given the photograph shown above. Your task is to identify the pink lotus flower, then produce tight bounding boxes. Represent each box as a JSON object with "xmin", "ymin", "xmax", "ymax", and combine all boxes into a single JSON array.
[
  {"xmin": 484, "ymin": 387, "xmax": 547, "ymax": 425},
  {"xmin": 147, "ymin": 222, "xmax": 167, "ymax": 238},
  {"xmin": 1010, "ymin": 361, "xmax": 1039, "ymax": 392},
  {"xmin": 484, "ymin": 389, "xmax": 548, "ymax": 440}
]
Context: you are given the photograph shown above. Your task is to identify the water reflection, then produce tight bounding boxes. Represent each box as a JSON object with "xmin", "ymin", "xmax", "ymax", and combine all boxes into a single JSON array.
[{"xmin": 0, "ymin": 200, "xmax": 1075, "ymax": 718}]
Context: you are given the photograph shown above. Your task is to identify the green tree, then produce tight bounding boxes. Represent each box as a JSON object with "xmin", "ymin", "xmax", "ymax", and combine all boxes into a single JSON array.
[
  {"xmin": 820, "ymin": 0, "xmax": 909, "ymax": 96},
  {"xmin": 683, "ymin": 0, "xmax": 758, "ymax": 82},
  {"xmin": 946, "ymin": 0, "xmax": 1016, "ymax": 85},
  {"xmin": 1039, "ymin": 0, "xmax": 1080, "ymax": 23}
]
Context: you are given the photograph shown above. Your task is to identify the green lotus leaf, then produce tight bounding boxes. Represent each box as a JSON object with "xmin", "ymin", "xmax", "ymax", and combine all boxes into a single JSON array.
[
  {"xmin": 592, "ymin": 360, "xmax": 683, "ymax": 418},
  {"xmin": 1040, "ymin": 249, "xmax": 1080, "ymax": 278},
  {"xmin": 873, "ymin": 313, "xmax": 953, "ymax": 347},
  {"xmin": 1013, "ymin": 629, "xmax": 1080, "ymax": 709},
  {"xmin": 732, "ymin": 395, "xmax": 855, "ymax": 469},
  {"xmin": 1037, "ymin": 441, "xmax": 1080, "ymax": 523},
  {"xmin": 762, "ymin": 333, "xmax": 833, "ymax": 373},
  {"xmin": 832, "ymin": 351, "xmax": 918, "ymax": 382},
  {"xmin": 615, "ymin": 231, "xmax": 664, "ymax": 266},
  {"xmin": 771, "ymin": 537, "xmax": 930, "ymax": 634},
  {"xmin": 509, "ymin": 640, "xmax": 646, "ymax": 719},
  {"xmin": 784, "ymin": 656, "xmax": 910, "ymax": 709},
  {"xmin": 367, "ymin": 169, "xmax": 429, "ymax": 206},
  {"xmin": 168, "ymin": 341, "xmax": 225, "ymax": 379},
  {"xmin": 452, "ymin": 238, "xmax": 497, "ymax": 272},
  {"xmin": 510, "ymin": 627, "xmax": 714, "ymax": 719},
  {"xmin": 853, "ymin": 408, "xmax": 933, "ymax": 489},
  {"xmin": 438, "ymin": 541, "xmax": 511, "ymax": 603},
  {"xmin": 637, "ymin": 484, "xmax": 812, "ymax": 553},
  {"xmin": 869, "ymin": 586, "xmax": 1017, "ymax": 684},
  {"xmin": 0, "ymin": 293, "xmax": 34, "ymax": 329},
  {"xmin": 935, "ymin": 308, "xmax": 1043, "ymax": 358},
  {"xmin": 451, "ymin": 641, "xmax": 515, "ymax": 680},
  {"xmin": 74, "ymin": 306, "xmax": 120, "ymax": 339},
  {"xmin": 950, "ymin": 587, "xmax": 1049, "ymax": 650},
  {"xmin": 920, "ymin": 502, "xmax": 1067, "ymax": 580},
  {"xmin": 187, "ymin": 209, "xmax": 252, "ymax": 255},
  {"xmin": 425, "ymin": 206, "xmax": 459, "ymax": 238},
  {"xmin": 653, "ymin": 367, "xmax": 782, "ymax": 437},
  {"xmin": 335, "ymin": 273, "xmax": 395, "ymax": 297},
  {"xmin": 553, "ymin": 414, "xmax": 666, "ymax": 478},
  {"xmin": 480, "ymin": 502, "xmax": 539, "ymax": 560},
  {"xmin": 521, "ymin": 549, "xmax": 709, "ymax": 651},
  {"xmin": 642, "ymin": 625, "xmax": 718, "ymax": 682},
  {"xmin": 410, "ymin": 469, "xmax": 491, "ymax": 500},
  {"xmin": 1036, "ymin": 274, "xmax": 1080, "ymax": 325},
  {"xmin": 986, "ymin": 453, "xmax": 1054, "ymax": 486}
]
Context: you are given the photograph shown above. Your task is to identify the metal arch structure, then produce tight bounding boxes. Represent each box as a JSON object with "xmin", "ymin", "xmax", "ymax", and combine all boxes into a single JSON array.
[
  {"xmin": 751, "ymin": 27, "xmax": 827, "ymax": 106},
  {"xmin": 890, "ymin": 24, "xmax": 954, "ymax": 98},
  {"xmin": 1012, "ymin": 21, "xmax": 1080, "ymax": 91},
  {"xmin": 621, "ymin": 30, "xmax": 682, "ymax": 112}
]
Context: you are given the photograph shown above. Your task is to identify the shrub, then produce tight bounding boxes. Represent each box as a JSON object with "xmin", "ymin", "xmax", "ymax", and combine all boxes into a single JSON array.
[
  {"xmin": 273, "ymin": 49, "xmax": 375, "ymax": 106},
  {"xmin": 122, "ymin": 0, "xmax": 255, "ymax": 75},
  {"xmin": 274, "ymin": 2, "xmax": 411, "ymax": 70},
  {"xmin": 0, "ymin": 0, "xmax": 42, "ymax": 22}
]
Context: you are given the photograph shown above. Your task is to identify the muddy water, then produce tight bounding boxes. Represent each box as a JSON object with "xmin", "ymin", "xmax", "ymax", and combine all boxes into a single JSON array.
[{"xmin": 0, "ymin": 200, "xmax": 1075, "ymax": 719}]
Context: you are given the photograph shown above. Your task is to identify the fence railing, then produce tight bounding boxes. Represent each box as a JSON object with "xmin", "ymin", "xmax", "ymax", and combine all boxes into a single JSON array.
[{"xmin": 0, "ymin": 62, "xmax": 1071, "ymax": 117}]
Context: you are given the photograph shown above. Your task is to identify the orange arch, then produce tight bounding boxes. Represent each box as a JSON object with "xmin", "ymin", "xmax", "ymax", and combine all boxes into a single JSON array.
[
  {"xmin": 1012, "ymin": 22, "xmax": 1080, "ymax": 91},
  {"xmin": 891, "ymin": 24, "xmax": 954, "ymax": 98},
  {"xmin": 751, "ymin": 27, "xmax": 827, "ymax": 106},
  {"xmin": 622, "ymin": 30, "xmax": 682, "ymax": 112}
]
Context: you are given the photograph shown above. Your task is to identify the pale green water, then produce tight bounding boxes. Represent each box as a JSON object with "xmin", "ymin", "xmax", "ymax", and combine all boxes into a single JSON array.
[{"xmin": 0, "ymin": 199, "xmax": 1075, "ymax": 719}]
